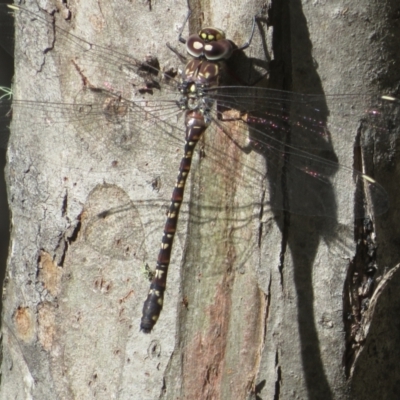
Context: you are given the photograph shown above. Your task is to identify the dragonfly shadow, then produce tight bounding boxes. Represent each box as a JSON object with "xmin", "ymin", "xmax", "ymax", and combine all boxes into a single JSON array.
[
  {"xmin": 247, "ymin": 2, "xmax": 340, "ymax": 398},
  {"xmin": 249, "ymin": 102, "xmax": 339, "ymax": 220},
  {"xmin": 252, "ymin": 94, "xmax": 336, "ymax": 400}
]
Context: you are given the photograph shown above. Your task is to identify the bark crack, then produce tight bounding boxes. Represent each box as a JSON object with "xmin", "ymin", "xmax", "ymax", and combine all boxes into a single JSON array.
[{"xmin": 273, "ymin": 351, "xmax": 282, "ymax": 400}]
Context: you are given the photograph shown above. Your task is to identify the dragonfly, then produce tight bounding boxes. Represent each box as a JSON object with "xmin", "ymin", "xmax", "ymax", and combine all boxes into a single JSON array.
[{"xmin": 0, "ymin": 4, "xmax": 396, "ymax": 333}]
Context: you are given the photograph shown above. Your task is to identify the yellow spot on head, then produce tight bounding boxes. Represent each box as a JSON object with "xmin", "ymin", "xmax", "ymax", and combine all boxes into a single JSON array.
[
  {"xmin": 161, "ymin": 243, "xmax": 170, "ymax": 250},
  {"xmin": 157, "ymin": 298, "xmax": 163, "ymax": 306}
]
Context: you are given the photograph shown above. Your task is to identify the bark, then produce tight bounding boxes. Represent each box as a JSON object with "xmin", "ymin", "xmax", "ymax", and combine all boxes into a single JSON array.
[{"xmin": 1, "ymin": 0, "xmax": 400, "ymax": 399}]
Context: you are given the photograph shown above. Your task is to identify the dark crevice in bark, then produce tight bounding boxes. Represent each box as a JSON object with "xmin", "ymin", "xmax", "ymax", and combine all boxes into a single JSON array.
[
  {"xmin": 67, "ymin": 218, "xmax": 82, "ymax": 245},
  {"xmin": 61, "ymin": 191, "xmax": 68, "ymax": 217},
  {"xmin": 343, "ymin": 125, "xmax": 380, "ymax": 376},
  {"xmin": 56, "ymin": 216, "xmax": 82, "ymax": 268},
  {"xmin": 257, "ymin": 188, "xmax": 266, "ymax": 248},
  {"xmin": 343, "ymin": 216, "xmax": 378, "ymax": 377},
  {"xmin": 264, "ymin": 277, "xmax": 271, "ymax": 335},
  {"xmin": 273, "ymin": 351, "xmax": 281, "ymax": 400}
]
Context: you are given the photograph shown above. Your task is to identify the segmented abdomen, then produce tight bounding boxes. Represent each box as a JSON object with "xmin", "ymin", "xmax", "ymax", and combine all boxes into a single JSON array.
[{"xmin": 140, "ymin": 111, "xmax": 207, "ymax": 333}]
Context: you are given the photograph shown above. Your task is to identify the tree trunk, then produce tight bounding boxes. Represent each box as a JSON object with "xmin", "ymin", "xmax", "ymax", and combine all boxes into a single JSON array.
[{"xmin": 1, "ymin": 0, "xmax": 400, "ymax": 399}]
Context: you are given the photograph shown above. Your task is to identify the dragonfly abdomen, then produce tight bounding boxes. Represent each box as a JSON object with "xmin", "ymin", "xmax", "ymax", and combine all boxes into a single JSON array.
[{"xmin": 140, "ymin": 111, "xmax": 207, "ymax": 333}]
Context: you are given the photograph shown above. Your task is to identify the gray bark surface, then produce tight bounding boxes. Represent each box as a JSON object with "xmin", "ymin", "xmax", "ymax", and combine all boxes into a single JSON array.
[{"xmin": 1, "ymin": 0, "xmax": 400, "ymax": 399}]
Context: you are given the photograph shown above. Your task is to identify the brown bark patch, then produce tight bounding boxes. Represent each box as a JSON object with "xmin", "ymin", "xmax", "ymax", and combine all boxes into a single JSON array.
[
  {"xmin": 183, "ymin": 277, "xmax": 232, "ymax": 400},
  {"xmin": 38, "ymin": 250, "xmax": 63, "ymax": 297},
  {"xmin": 13, "ymin": 306, "xmax": 35, "ymax": 343},
  {"xmin": 38, "ymin": 302, "xmax": 56, "ymax": 351}
]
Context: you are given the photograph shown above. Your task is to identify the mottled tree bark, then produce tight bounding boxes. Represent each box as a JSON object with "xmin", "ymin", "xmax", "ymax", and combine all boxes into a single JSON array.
[{"xmin": 1, "ymin": 0, "xmax": 400, "ymax": 399}]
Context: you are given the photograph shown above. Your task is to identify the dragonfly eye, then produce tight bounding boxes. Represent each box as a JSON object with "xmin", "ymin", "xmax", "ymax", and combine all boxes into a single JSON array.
[
  {"xmin": 186, "ymin": 34, "xmax": 205, "ymax": 57},
  {"xmin": 203, "ymin": 39, "xmax": 234, "ymax": 60}
]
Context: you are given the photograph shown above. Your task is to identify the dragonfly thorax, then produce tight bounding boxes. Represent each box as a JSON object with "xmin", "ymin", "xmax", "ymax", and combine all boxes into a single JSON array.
[{"xmin": 179, "ymin": 57, "xmax": 220, "ymax": 117}]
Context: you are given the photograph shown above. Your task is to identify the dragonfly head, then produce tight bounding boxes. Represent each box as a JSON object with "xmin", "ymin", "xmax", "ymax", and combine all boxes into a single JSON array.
[{"xmin": 186, "ymin": 27, "xmax": 235, "ymax": 61}]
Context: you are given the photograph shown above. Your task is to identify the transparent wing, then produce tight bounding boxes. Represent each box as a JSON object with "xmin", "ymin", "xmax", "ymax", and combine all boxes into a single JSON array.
[
  {"xmin": 1, "ymin": 4, "xmax": 397, "ymax": 219},
  {"xmin": 203, "ymin": 87, "xmax": 398, "ymax": 216}
]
